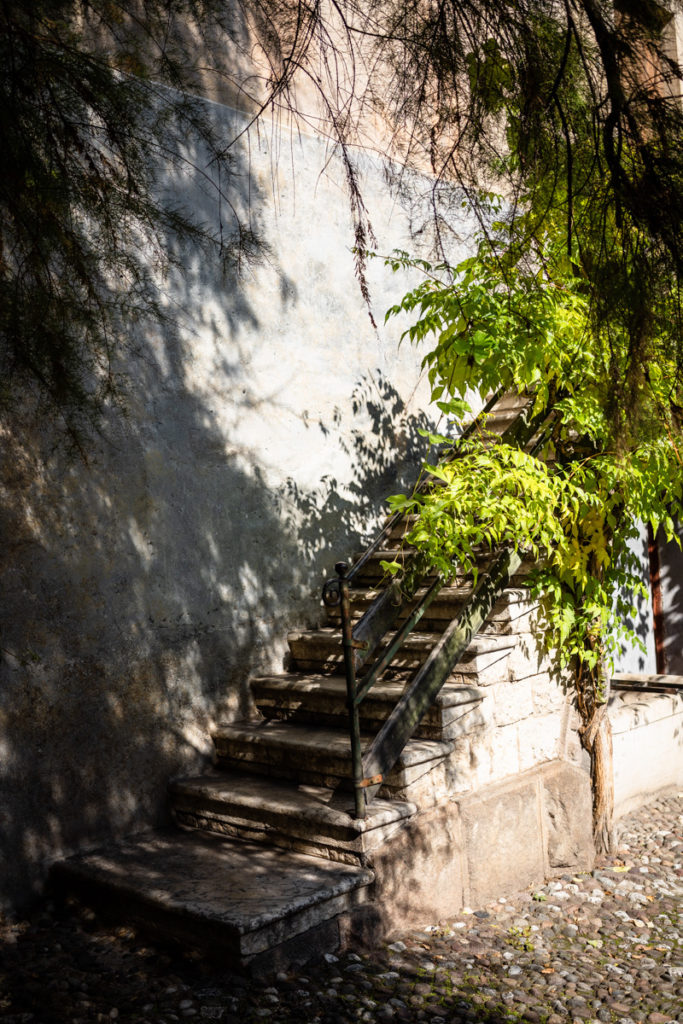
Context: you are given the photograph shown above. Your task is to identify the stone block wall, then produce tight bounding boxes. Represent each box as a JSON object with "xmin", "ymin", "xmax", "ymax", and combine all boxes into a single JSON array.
[
  {"xmin": 365, "ymin": 605, "xmax": 595, "ymax": 931},
  {"xmin": 370, "ymin": 761, "xmax": 595, "ymax": 934},
  {"xmin": 445, "ymin": 625, "xmax": 581, "ymax": 798}
]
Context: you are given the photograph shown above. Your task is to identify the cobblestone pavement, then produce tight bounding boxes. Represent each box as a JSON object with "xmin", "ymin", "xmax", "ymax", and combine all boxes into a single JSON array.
[{"xmin": 1, "ymin": 794, "xmax": 681, "ymax": 1024}]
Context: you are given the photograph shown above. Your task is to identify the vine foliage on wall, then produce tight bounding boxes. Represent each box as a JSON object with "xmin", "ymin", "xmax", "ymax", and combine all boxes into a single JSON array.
[{"xmin": 376, "ymin": 194, "xmax": 683, "ymax": 851}]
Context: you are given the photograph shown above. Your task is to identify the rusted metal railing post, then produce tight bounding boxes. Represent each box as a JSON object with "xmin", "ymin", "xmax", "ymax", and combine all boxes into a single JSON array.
[
  {"xmin": 322, "ymin": 561, "xmax": 366, "ymax": 818},
  {"xmin": 336, "ymin": 562, "xmax": 366, "ymax": 819}
]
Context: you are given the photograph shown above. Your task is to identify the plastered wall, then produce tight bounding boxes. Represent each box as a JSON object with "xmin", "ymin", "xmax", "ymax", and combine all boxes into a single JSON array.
[{"xmin": 0, "ymin": 98, "xmax": 465, "ymax": 910}]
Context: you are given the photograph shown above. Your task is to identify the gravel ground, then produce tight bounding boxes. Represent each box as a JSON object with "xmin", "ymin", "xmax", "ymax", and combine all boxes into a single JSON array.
[{"xmin": 1, "ymin": 793, "xmax": 681, "ymax": 1024}]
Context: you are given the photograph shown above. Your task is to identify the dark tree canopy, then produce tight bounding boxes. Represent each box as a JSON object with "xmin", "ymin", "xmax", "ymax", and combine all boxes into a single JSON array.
[
  {"xmin": 284, "ymin": 0, "xmax": 683, "ymax": 444},
  {"xmin": 2, "ymin": 1, "xmax": 683, "ymax": 444},
  {"xmin": 0, "ymin": 1, "xmax": 263, "ymax": 442}
]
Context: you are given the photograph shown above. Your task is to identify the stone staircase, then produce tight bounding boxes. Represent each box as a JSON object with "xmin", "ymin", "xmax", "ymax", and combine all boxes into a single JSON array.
[{"xmin": 51, "ymin": 394, "xmax": 595, "ymax": 972}]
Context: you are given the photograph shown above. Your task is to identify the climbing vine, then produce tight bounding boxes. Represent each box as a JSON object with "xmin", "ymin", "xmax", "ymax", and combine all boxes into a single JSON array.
[{"xmin": 377, "ymin": 205, "xmax": 683, "ymax": 851}]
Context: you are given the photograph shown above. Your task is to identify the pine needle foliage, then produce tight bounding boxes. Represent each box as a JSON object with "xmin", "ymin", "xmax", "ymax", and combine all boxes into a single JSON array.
[{"xmin": 0, "ymin": 1, "xmax": 266, "ymax": 445}]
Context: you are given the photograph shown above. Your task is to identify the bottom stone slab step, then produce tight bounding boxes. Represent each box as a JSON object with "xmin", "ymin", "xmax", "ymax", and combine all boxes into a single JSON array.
[{"xmin": 50, "ymin": 830, "xmax": 374, "ymax": 971}]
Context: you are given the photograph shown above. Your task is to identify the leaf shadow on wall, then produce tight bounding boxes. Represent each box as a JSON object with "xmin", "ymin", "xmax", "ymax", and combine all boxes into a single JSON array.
[
  {"xmin": 657, "ymin": 525, "xmax": 683, "ymax": 675},
  {"xmin": 0, "ymin": 101, "xmax": 438, "ymax": 911},
  {"xmin": 0, "ymin": 104, "xmax": 306, "ymax": 910},
  {"xmin": 277, "ymin": 369, "xmax": 431, "ymax": 588},
  {"xmin": 613, "ymin": 528, "xmax": 657, "ymax": 674}
]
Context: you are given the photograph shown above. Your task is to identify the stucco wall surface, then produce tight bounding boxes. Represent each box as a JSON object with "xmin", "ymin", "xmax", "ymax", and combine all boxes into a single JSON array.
[
  {"xmin": 610, "ymin": 689, "xmax": 683, "ymax": 818},
  {"xmin": 612, "ymin": 524, "xmax": 657, "ymax": 675},
  {"xmin": 0, "ymin": 99, "xmax": 467, "ymax": 910}
]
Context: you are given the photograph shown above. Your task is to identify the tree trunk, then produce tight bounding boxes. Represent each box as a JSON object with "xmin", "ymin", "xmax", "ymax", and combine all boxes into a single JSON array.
[
  {"xmin": 583, "ymin": 706, "xmax": 615, "ymax": 855},
  {"xmin": 577, "ymin": 660, "xmax": 615, "ymax": 856}
]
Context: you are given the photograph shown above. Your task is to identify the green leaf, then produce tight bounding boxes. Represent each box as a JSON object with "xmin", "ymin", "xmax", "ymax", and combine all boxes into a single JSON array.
[
  {"xmin": 417, "ymin": 428, "xmax": 453, "ymax": 445},
  {"xmin": 379, "ymin": 560, "xmax": 402, "ymax": 576}
]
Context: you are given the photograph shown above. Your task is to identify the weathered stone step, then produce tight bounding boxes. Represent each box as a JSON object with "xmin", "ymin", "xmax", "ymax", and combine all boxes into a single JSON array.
[
  {"xmin": 170, "ymin": 771, "xmax": 416, "ymax": 863},
  {"xmin": 50, "ymin": 831, "xmax": 373, "ymax": 973},
  {"xmin": 212, "ymin": 720, "xmax": 453, "ymax": 795},
  {"xmin": 324, "ymin": 585, "xmax": 536, "ymax": 635},
  {"xmin": 287, "ymin": 628, "xmax": 517, "ymax": 679},
  {"xmin": 385, "ymin": 514, "xmax": 419, "ymax": 541},
  {"xmin": 350, "ymin": 549, "xmax": 535, "ymax": 583},
  {"xmin": 350, "ymin": 548, "xmax": 422, "ymax": 583},
  {"xmin": 487, "ymin": 404, "xmax": 529, "ymax": 423},
  {"xmin": 495, "ymin": 391, "xmax": 532, "ymax": 409},
  {"xmin": 250, "ymin": 673, "xmax": 486, "ymax": 740},
  {"xmin": 385, "ymin": 507, "xmax": 529, "ymax": 541}
]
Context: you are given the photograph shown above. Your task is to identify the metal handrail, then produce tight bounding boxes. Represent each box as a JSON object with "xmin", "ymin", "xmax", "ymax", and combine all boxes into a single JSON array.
[
  {"xmin": 339, "ymin": 392, "xmax": 550, "ymax": 675},
  {"xmin": 321, "ymin": 391, "xmax": 556, "ymax": 818},
  {"xmin": 346, "ymin": 388, "xmax": 504, "ymax": 584},
  {"xmin": 360, "ymin": 546, "xmax": 522, "ymax": 801},
  {"xmin": 354, "ymin": 576, "xmax": 445, "ymax": 704}
]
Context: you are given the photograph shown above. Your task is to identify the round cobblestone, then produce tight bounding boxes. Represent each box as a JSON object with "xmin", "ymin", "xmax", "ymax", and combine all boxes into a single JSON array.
[{"xmin": 0, "ymin": 794, "xmax": 681, "ymax": 1023}]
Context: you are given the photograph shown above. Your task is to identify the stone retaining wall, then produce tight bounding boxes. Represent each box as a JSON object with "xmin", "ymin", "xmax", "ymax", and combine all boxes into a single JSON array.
[
  {"xmin": 370, "ymin": 761, "xmax": 595, "ymax": 933},
  {"xmin": 610, "ymin": 684, "xmax": 683, "ymax": 818}
]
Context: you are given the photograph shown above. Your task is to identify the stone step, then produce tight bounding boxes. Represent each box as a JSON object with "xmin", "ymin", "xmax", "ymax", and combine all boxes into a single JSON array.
[
  {"xmin": 349, "ymin": 548, "xmax": 424, "ymax": 584},
  {"xmin": 350, "ymin": 549, "xmax": 535, "ymax": 584},
  {"xmin": 250, "ymin": 673, "xmax": 486, "ymax": 740},
  {"xmin": 468, "ymin": 407, "xmax": 532, "ymax": 438},
  {"xmin": 385, "ymin": 514, "xmax": 419, "ymax": 541},
  {"xmin": 50, "ymin": 830, "xmax": 374, "ymax": 973},
  {"xmin": 169, "ymin": 770, "xmax": 416, "ymax": 863},
  {"xmin": 384, "ymin": 506, "xmax": 529, "ymax": 542},
  {"xmin": 324, "ymin": 585, "xmax": 536, "ymax": 635},
  {"xmin": 212, "ymin": 719, "xmax": 454, "ymax": 795},
  {"xmin": 496, "ymin": 391, "xmax": 532, "ymax": 409},
  {"xmin": 486, "ymin": 405, "xmax": 529, "ymax": 426},
  {"xmin": 287, "ymin": 628, "xmax": 517, "ymax": 679}
]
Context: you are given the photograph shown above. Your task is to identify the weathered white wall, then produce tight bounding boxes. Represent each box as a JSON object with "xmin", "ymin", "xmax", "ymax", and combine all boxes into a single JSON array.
[
  {"xmin": 0, "ymin": 99, "xmax": 464, "ymax": 910},
  {"xmin": 612, "ymin": 524, "xmax": 658, "ymax": 675},
  {"xmin": 611, "ymin": 689, "xmax": 683, "ymax": 817}
]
